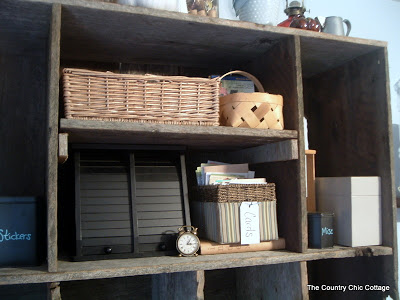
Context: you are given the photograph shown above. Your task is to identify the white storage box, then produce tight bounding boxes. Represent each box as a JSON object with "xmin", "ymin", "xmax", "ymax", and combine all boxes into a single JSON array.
[{"xmin": 315, "ymin": 176, "xmax": 381, "ymax": 247}]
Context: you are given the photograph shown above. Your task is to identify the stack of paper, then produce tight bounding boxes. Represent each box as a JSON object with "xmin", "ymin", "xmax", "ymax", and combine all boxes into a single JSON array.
[{"xmin": 195, "ymin": 161, "xmax": 267, "ymax": 185}]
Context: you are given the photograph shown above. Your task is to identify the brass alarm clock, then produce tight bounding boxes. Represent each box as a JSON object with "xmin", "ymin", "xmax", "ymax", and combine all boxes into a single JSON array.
[{"xmin": 176, "ymin": 226, "xmax": 200, "ymax": 257}]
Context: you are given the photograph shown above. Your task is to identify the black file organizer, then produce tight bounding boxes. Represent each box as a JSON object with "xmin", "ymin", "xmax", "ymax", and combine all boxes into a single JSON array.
[{"xmin": 67, "ymin": 145, "xmax": 190, "ymax": 261}]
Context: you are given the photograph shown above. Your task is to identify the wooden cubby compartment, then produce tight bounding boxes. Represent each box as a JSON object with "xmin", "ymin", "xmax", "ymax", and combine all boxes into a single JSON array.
[{"xmin": 0, "ymin": 0, "xmax": 396, "ymax": 299}]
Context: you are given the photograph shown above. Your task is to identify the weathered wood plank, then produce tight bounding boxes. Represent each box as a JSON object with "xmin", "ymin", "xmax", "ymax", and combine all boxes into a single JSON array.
[
  {"xmin": 60, "ymin": 118, "xmax": 298, "ymax": 150},
  {"xmin": 308, "ymin": 256, "xmax": 397, "ymax": 300},
  {"xmin": 304, "ymin": 48, "xmax": 396, "ymax": 296},
  {"xmin": 0, "ymin": 246, "xmax": 392, "ymax": 285},
  {"xmin": 53, "ymin": 0, "xmax": 386, "ymax": 75},
  {"xmin": 300, "ymin": 261, "xmax": 309, "ymax": 300},
  {"xmin": 58, "ymin": 133, "xmax": 68, "ymax": 164},
  {"xmin": 47, "ymin": 3, "xmax": 61, "ymax": 273},
  {"xmin": 304, "ymin": 49, "xmax": 395, "ymax": 246},
  {"xmin": 0, "ymin": 283, "xmax": 48, "ymax": 299},
  {"xmin": 0, "ymin": 31, "xmax": 48, "ymax": 195},
  {"xmin": 60, "ymin": 276, "xmax": 151, "ymax": 300},
  {"xmin": 224, "ymin": 139, "xmax": 298, "ymax": 164},
  {"xmin": 0, "ymin": 0, "xmax": 52, "ymax": 57},
  {"xmin": 236, "ymin": 263, "xmax": 303, "ymax": 300},
  {"xmin": 204, "ymin": 269, "xmax": 236, "ymax": 300},
  {"xmin": 246, "ymin": 36, "xmax": 306, "ymax": 253},
  {"xmin": 152, "ymin": 271, "xmax": 205, "ymax": 300},
  {"xmin": 47, "ymin": 282, "xmax": 61, "ymax": 300},
  {"xmin": 180, "ymin": 154, "xmax": 192, "ymax": 226}
]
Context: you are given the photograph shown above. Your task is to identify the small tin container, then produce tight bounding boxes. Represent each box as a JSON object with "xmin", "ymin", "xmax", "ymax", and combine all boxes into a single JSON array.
[{"xmin": 308, "ymin": 212, "xmax": 334, "ymax": 249}]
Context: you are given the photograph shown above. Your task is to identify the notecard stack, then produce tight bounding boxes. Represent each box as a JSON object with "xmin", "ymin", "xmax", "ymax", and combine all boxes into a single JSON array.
[{"xmin": 191, "ymin": 161, "xmax": 280, "ymax": 246}]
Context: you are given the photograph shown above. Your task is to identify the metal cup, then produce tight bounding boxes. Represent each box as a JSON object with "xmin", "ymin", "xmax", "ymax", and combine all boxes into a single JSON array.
[{"xmin": 322, "ymin": 16, "xmax": 351, "ymax": 36}]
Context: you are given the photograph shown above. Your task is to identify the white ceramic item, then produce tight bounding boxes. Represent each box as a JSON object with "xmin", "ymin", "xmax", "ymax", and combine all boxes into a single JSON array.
[
  {"xmin": 117, "ymin": 0, "xmax": 137, "ymax": 5},
  {"xmin": 136, "ymin": 0, "xmax": 186, "ymax": 12}
]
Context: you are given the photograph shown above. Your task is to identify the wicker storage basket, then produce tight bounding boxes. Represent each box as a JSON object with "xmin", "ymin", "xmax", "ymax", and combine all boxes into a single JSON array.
[
  {"xmin": 191, "ymin": 183, "xmax": 278, "ymax": 244},
  {"xmin": 62, "ymin": 68, "xmax": 220, "ymax": 126},
  {"xmin": 194, "ymin": 183, "xmax": 276, "ymax": 203},
  {"xmin": 219, "ymin": 71, "xmax": 284, "ymax": 129}
]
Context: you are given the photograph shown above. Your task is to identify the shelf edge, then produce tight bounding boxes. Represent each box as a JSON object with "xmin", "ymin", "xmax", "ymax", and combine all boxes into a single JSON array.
[{"xmin": 0, "ymin": 246, "xmax": 392, "ymax": 285}]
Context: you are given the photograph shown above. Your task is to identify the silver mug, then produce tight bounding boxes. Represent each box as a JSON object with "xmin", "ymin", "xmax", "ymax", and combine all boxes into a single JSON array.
[{"xmin": 322, "ymin": 16, "xmax": 351, "ymax": 36}]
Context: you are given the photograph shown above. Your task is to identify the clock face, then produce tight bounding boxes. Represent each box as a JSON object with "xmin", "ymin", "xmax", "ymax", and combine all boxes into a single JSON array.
[{"xmin": 176, "ymin": 233, "xmax": 200, "ymax": 256}]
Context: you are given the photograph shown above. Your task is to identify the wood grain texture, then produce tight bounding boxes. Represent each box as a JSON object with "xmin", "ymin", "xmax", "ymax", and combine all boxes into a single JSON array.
[
  {"xmin": 300, "ymin": 261, "xmax": 309, "ymax": 300},
  {"xmin": 0, "ymin": 0, "xmax": 52, "ymax": 276},
  {"xmin": 60, "ymin": 118, "xmax": 298, "ymax": 150},
  {"xmin": 60, "ymin": 275, "xmax": 152, "ymax": 300},
  {"xmin": 0, "ymin": 283, "xmax": 47, "ymax": 299},
  {"xmin": 0, "ymin": 0, "xmax": 52, "ymax": 57},
  {"xmin": 0, "ymin": 246, "xmax": 392, "ymax": 285},
  {"xmin": 152, "ymin": 271, "xmax": 204, "ymax": 300},
  {"xmin": 204, "ymin": 269, "xmax": 236, "ymax": 300},
  {"xmin": 236, "ymin": 263, "xmax": 303, "ymax": 300},
  {"xmin": 224, "ymin": 139, "xmax": 298, "ymax": 164},
  {"xmin": 129, "ymin": 153, "xmax": 140, "ymax": 254},
  {"xmin": 304, "ymin": 48, "xmax": 397, "ymax": 297},
  {"xmin": 47, "ymin": 4, "xmax": 62, "ymax": 273},
  {"xmin": 47, "ymin": 282, "xmax": 61, "ymax": 300},
  {"xmin": 308, "ymin": 256, "xmax": 398, "ymax": 300},
  {"xmin": 246, "ymin": 36, "xmax": 306, "ymax": 252},
  {"xmin": 0, "ymin": 43, "xmax": 47, "ymax": 197},
  {"xmin": 304, "ymin": 49, "xmax": 395, "ymax": 246},
  {"xmin": 180, "ymin": 155, "xmax": 192, "ymax": 225},
  {"xmin": 52, "ymin": 0, "xmax": 386, "ymax": 75},
  {"xmin": 58, "ymin": 133, "xmax": 68, "ymax": 164}
]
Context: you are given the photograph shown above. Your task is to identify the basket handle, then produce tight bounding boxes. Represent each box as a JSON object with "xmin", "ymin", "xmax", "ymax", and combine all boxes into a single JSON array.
[{"xmin": 218, "ymin": 70, "xmax": 265, "ymax": 93}]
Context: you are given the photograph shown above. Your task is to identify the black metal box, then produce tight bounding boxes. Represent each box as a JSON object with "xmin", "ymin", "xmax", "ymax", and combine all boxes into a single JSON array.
[
  {"xmin": 0, "ymin": 197, "xmax": 42, "ymax": 267},
  {"xmin": 308, "ymin": 212, "xmax": 334, "ymax": 249}
]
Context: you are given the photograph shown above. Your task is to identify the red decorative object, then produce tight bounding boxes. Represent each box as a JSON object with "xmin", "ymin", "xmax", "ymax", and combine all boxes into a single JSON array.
[{"xmin": 278, "ymin": 0, "xmax": 320, "ymax": 32}]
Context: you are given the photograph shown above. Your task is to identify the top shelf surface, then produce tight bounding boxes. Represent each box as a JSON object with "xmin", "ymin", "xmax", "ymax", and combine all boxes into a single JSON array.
[{"xmin": 17, "ymin": 0, "xmax": 384, "ymax": 78}]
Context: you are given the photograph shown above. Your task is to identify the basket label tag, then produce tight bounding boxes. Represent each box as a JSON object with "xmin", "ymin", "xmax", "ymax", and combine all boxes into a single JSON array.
[{"xmin": 240, "ymin": 202, "xmax": 260, "ymax": 245}]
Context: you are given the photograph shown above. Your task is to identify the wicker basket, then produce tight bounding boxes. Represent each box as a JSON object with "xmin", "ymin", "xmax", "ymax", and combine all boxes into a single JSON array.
[
  {"xmin": 191, "ymin": 183, "xmax": 278, "ymax": 244},
  {"xmin": 194, "ymin": 183, "xmax": 276, "ymax": 203},
  {"xmin": 219, "ymin": 71, "xmax": 284, "ymax": 129},
  {"xmin": 62, "ymin": 68, "xmax": 220, "ymax": 126}
]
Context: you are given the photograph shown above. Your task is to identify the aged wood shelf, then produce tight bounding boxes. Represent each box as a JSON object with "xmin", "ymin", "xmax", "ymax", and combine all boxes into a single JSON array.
[
  {"xmin": 0, "ymin": 246, "xmax": 392, "ymax": 286},
  {"xmin": 60, "ymin": 118, "xmax": 298, "ymax": 150}
]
